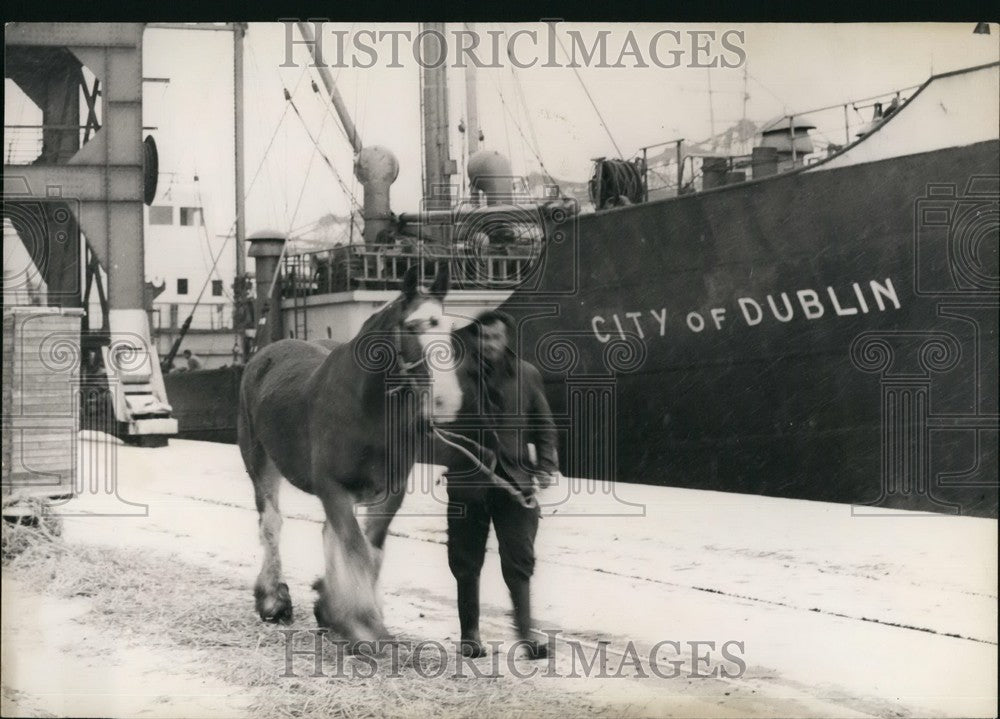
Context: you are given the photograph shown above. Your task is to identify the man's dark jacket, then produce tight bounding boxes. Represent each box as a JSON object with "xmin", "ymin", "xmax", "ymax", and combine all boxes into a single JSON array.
[{"xmin": 445, "ymin": 347, "xmax": 559, "ymax": 498}]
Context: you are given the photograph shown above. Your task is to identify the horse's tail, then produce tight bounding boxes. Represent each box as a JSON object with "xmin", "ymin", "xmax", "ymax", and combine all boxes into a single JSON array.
[
  {"xmin": 236, "ymin": 365, "xmax": 255, "ymax": 470},
  {"xmin": 237, "ymin": 352, "xmax": 272, "ymax": 470}
]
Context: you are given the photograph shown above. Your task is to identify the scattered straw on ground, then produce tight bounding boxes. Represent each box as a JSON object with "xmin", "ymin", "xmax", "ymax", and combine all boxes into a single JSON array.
[{"xmin": 2, "ymin": 511, "xmax": 615, "ymax": 719}]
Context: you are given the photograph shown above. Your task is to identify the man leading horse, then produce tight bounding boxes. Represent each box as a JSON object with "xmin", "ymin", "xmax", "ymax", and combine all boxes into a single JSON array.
[
  {"xmin": 239, "ymin": 267, "xmax": 558, "ymax": 658},
  {"xmin": 443, "ymin": 310, "xmax": 560, "ymax": 661}
]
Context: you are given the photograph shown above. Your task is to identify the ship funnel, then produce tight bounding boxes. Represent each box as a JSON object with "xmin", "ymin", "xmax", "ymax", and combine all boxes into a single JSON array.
[
  {"xmin": 468, "ymin": 150, "xmax": 513, "ymax": 205},
  {"xmin": 751, "ymin": 146, "xmax": 779, "ymax": 178},
  {"xmin": 758, "ymin": 115, "xmax": 816, "ymax": 168},
  {"xmin": 354, "ymin": 146, "xmax": 399, "ymax": 245},
  {"xmin": 702, "ymin": 158, "xmax": 729, "ymax": 189},
  {"xmin": 247, "ymin": 230, "xmax": 286, "ymax": 348}
]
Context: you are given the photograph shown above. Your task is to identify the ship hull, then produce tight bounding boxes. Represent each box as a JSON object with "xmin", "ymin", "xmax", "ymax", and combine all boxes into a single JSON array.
[
  {"xmin": 164, "ymin": 365, "xmax": 243, "ymax": 444},
  {"xmin": 503, "ymin": 141, "xmax": 999, "ymax": 517}
]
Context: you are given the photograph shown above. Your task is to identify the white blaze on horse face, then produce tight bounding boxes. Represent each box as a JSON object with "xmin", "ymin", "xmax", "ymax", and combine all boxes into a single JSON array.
[{"xmin": 404, "ymin": 299, "xmax": 463, "ymax": 423}]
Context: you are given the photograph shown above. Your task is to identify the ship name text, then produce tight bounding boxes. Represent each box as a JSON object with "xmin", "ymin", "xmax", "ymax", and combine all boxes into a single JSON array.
[{"xmin": 590, "ymin": 278, "xmax": 901, "ymax": 342}]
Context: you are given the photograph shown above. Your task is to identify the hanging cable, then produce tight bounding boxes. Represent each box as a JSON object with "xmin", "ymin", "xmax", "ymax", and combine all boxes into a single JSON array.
[
  {"xmin": 495, "ymin": 80, "xmax": 558, "ymax": 188},
  {"xmin": 287, "ymin": 109, "xmax": 330, "ymax": 231},
  {"xmin": 169, "ymin": 70, "xmax": 306, "ymax": 334},
  {"xmin": 303, "ymin": 23, "xmax": 356, "ymax": 151},
  {"xmin": 187, "ymin": 171, "xmax": 234, "ymax": 308},
  {"xmin": 248, "ymin": 42, "xmax": 283, "ymax": 228},
  {"xmin": 746, "ymin": 72, "xmax": 789, "ymax": 111},
  {"xmin": 551, "ymin": 30, "xmax": 624, "ymax": 159},
  {"xmin": 508, "ymin": 63, "xmax": 550, "ymax": 177},
  {"xmin": 189, "ymin": 174, "xmax": 221, "ymax": 298},
  {"xmin": 191, "ymin": 174, "xmax": 230, "ymax": 300},
  {"xmin": 285, "ymin": 89, "xmax": 364, "ymax": 239}
]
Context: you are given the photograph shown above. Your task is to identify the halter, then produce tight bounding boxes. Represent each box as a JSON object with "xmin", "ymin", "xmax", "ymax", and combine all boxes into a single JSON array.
[
  {"xmin": 383, "ymin": 320, "xmax": 536, "ymax": 509},
  {"xmin": 386, "ymin": 324, "xmax": 431, "ymax": 396}
]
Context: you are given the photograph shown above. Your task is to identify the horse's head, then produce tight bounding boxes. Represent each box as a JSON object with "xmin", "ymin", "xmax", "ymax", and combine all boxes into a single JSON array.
[{"xmin": 387, "ymin": 264, "xmax": 463, "ymax": 424}]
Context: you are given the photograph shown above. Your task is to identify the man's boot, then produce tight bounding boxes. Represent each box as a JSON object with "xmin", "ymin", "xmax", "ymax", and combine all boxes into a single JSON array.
[
  {"xmin": 457, "ymin": 577, "xmax": 486, "ymax": 658},
  {"xmin": 510, "ymin": 579, "xmax": 547, "ymax": 660}
]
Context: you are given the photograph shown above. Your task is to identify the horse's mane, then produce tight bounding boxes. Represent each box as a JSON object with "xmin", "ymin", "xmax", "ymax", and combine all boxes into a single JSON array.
[{"xmin": 354, "ymin": 296, "xmax": 403, "ymax": 340}]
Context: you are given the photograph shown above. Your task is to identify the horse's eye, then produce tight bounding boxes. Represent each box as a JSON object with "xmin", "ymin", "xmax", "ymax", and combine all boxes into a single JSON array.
[{"xmin": 429, "ymin": 317, "xmax": 439, "ymax": 328}]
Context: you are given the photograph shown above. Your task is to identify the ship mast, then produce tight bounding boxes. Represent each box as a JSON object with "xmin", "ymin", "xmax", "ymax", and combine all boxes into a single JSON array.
[
  {"xmin": 464, "ymin": 23, "xmax": 481, "ymax": 156},
  {"xmin": 420, "ymin": 23, "xmax": 456, "ymax": 208},
  {"xmin": 233, "ymin": 22, "xmax": 248, "ymax": 362},
  {"xmin": 707, "ymin": 68, "xmax": 717, "ymax": 152}
]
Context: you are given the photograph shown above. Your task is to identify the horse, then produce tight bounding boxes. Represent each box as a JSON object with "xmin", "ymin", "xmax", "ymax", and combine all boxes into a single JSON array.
[{"xmin": 237, "ymin": 265, "xmax": 463, "ymax": 644}]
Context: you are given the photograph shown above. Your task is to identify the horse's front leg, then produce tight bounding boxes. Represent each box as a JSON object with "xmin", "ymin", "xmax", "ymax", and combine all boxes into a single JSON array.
[
  {"xmin": 313, "ymin": 479, "xmax": 391, "ymax": 645},
  {"xmin": 361, "ymin": 471, "xmax": 407, "ymax": 579}
]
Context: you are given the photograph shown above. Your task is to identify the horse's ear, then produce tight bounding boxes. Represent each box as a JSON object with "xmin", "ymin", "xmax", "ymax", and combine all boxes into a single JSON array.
[
  {"xmin": 402, "ymin": 265, "xmax": 419, "ymax": 300},
  {"xmin": 430, "ymin": 263, "xmax": 450, "ymax": 301}
]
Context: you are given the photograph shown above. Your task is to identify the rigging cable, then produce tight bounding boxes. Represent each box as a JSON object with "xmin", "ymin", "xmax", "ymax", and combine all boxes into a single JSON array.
[
  {"xmin": 284, "ymin": 89, "xmax": 364, "ymax": 233},
  {"xmin": 188, "ymin": 170, "xmax": 230, "ymax": 308},
  {"xmin": 418, "ymin": 57, "xmax": 427, "ymax": 205},
  {"xmin": 190, "ymin": 173, "xmax": 229, "ymax": 300},
  {"xmin": 351, "ymin": 58, "xmax": 364, "ymax": 242},
  {"xmin": 287, "ymin": 106, "xmax": 330, "ymax": 232},
  {"xmin": 551, "ymin": 30, "xmax": 624, "ymax": 159},
  {"xmin": 508, "ymin": 63, "xmax": 553, "ymax": 183},
  {"xmin": 171, "ymin": 67, "xmax": 307, "ymax": 330},
  {"xmin": 746, "ymin": 72, "xmax": 789, "ymax": 111},
  {"xmin": 487, "ymin": 41, "xmax": 553, "ymax": 188},
  {"xmin": 299, "ymin": 30, "xmax": 364, "ymax": 243},
  {"xmin": 192, "ymin": 171, "xmax": 238, "ymax": 306},
  {"xmin": 303, "ymin": 23, "xmax": 356, "ymax": 150},
  {"xmin": 494, "ymin": 78, "xmax": 557, "ymax": 188},
  {"xmin": 509, "ymin": 73, "xmax": 558, "ymax": 186},
  {"xmin": 247, "ymin": 42, "xmax": 281, "ymax": 230}
]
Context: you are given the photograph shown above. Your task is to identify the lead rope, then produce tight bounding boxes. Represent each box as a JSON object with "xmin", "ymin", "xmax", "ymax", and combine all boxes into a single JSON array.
[
  {"xmin": 386, "ymin": 327, "xmax": 536, "ymax": 509},
  {"xmin": 431, "ymin": 426, "xmax": 538, "ymax": 510}
]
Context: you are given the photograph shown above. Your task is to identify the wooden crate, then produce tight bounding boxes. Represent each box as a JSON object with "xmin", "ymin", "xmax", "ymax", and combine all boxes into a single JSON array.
[{"xmin": 2, "ymin": 307, "xmax": 84, "ymax": 500}]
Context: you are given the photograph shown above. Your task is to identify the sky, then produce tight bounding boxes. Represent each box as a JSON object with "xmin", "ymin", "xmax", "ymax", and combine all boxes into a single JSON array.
[{"xmin": 23, "ymin": 22, "xmax": 1000, "ymax": 246}]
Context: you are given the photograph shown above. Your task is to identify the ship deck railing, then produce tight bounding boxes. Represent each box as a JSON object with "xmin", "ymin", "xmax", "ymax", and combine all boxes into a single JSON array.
[
  {"xmin": 280, "ymin": 243, "xmax": 540, "ymax": 297},
  {"xmin": 150, "ymin": 302, "xmax": 234, "ymax": 332},
  {"xmin": 3, "ymin": 123, "xmax": 156, "ymax": 166},
  {"xmin": 635, "ymin": 83, "xmax": 918, "ymax": 200}
]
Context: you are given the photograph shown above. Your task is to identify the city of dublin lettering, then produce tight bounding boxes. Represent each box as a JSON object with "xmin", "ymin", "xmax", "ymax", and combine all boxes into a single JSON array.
[{"xmin": 591, "ymin": 278, "xmax": 901, "ymax": 342}]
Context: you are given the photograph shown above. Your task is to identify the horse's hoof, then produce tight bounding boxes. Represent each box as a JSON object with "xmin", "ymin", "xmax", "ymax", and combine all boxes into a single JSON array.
[
  {"xmin": 256, "ymin": 582, "xmax": 293, "ymax": 624},
  {"xmin": 312, "ymin": 597, "xmax": 333, "ymax": 628},
  {"xmin": 345, "ymin": 638, "xmax": 384, "ymax": 656},
  {"xmin": 460, "ymin": 639, "xmax": 487, "ymax": 659},
  {"xmin": 522, "ymin": 641, "xmax": 549, "ymax": 661},
  {"xmin": 310, "ymin": 577, "xmax": 389, "ymax": 647},
  {"xmin": 265, "ymin": 602, "xmax": 294, "ymax": 625}
]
